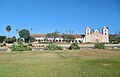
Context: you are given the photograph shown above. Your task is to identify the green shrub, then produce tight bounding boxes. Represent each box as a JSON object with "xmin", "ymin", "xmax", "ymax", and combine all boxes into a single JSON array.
[
  {"xmin": 69, "ymin": 43, "xmax": 80, "ymax": 50},
  {"xmin": 11, "ymin": 43, "xmax": 32, "ymax": 51},
  {"xmin": 0, "ymin": 44, "xmax": 3, "ymax": 47},
  {"xmin": 94, "ymin": 43, "xmax": 106, "ymax": 49},
  {"xmin": 45, "ymin": 44, "xmax": 63, "ymax": 51}
]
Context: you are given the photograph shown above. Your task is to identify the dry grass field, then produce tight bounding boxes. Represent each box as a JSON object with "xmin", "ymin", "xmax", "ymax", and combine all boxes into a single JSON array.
[{"xmin": 0, "ymin": 49, "xmax": 120, "ymax": 77}]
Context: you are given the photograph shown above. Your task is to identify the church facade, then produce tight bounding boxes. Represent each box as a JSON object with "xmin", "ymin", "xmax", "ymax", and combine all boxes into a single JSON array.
[{"xmin": 85, "ymin": 26, "xmax": 109, "ymax": 43}]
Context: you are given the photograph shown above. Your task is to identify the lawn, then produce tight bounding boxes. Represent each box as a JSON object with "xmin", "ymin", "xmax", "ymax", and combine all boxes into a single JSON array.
[{"xmin": 0, "ymin": 49, "xmax": 120, "ymax": 77}]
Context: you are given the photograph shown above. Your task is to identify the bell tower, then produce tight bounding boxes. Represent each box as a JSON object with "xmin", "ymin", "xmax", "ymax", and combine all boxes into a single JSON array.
[
  {"xmin": 86, "ymin": 26, "xmax": 90, "ymax": 35},
  {"xmin": 102, "ymin": 26, "xmax": 109, "ymax": 43},
  {"xmin": 85, "ymin": 26, "xmax": 91, "ymax": 42}
]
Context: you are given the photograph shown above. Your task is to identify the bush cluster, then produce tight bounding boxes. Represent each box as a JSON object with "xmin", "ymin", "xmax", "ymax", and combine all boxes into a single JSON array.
[
  {"xmin": 11, "ymin": 43, "xmax": 32, "ymax": 51},
  {"xmin": 94, "ymin": 43, "xmax": 106, "ymax": 49},
  {"xmin": 69, "ymin": 43, "xmax": 80, "ymax": 50},
  {"xmin": 45, "ymin": 44, "xmax": 63, "ymax": 51}
]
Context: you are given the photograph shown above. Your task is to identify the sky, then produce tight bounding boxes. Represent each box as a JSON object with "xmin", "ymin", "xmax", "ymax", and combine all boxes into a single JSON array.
[{"xmin": 0, "ymin": 0, "xmax": 120, "ymax": 37}]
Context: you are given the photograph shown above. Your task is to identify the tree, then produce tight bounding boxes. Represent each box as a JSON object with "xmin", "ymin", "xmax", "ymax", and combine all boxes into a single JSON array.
[
  {"xmin": 61, "ymin": 34, "xmax": 75, "ymax": 42},
  {"xmin": 6, "ymin": 25, "xmax": 12, "ymax": 43},
  {"xmin": 29, "ymin": 36, "xmax": 36, "ymax": 42},
  {"xmin": 5, "ymin": 36, "xmax": 16, "ymax": 43},
  {"xmin": 68, "ymin": 35, "xmax": 75, "ymax": 42},
  {"xmin": 109, "ymin": 34, "xmax": 116, "ymax": 44},
  {"xmin": 12, "ymin": 36, "xmax": 16, "ymax": 42},
  {"xmin": 109, "ymin": 34, "xmax": 120, "ymax": 44},
  {"xmin": 46, "ymin": 32, "xmax": 59, "ymax": 42},
  {"xmin": 61, "ymin": 33, "xmax": 69, "ymax": 42},
  {"xmin": 0, "ymin": 36, "xmax": 6, "ymax": 43},
  {"xmin": 115, "ymin": 30, "xmax": 120, "ymax": 43},
  {"xmin": 6, "ymin": 25, "xmax": 11, "ymax": 33},
  {"xmin": 19, "ymin": 29, "xmax": 30, "ymax": 43},
  {"xmin": 46, "ymin": 33, "xmax": 53, "ymax": 38},
  {"xmin": 52, "ymin": 32, "xmax": 59, "ymax": 41}
]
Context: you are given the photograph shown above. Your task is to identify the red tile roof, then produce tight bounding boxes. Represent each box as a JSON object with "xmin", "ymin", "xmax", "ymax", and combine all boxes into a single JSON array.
[
  {"xmin": 31, "ymin": 34, "xmax": 46, "ymax": 37},
  {"xmin": 31, "ymin": 34, "xmax": 84, "ymax": 38},
  {"xmin": 73, "ymin": 34, "xmax": 83, "ymax": 38}
]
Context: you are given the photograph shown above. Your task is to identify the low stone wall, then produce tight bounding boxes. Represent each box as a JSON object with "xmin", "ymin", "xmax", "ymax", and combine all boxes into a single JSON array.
[{"xmin": 0, "ymin": 44, "xmax": 119, "ymax": 52}]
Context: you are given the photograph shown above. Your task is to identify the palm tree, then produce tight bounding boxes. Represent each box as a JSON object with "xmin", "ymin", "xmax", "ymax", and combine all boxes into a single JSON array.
[
  {"xmin": 30, "ymin": 28, "xmax": 32, "ymax": 34},
  {"xmin": 16, "ymin": 29, "xmax": 19, "ymax": 42},
  {"xmin": 6, "ymin": 25, "xmax": 11, "ymax": 43}
]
